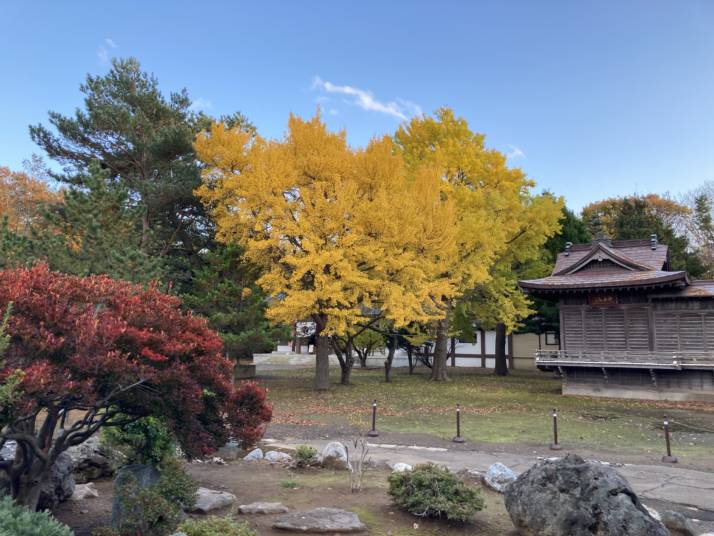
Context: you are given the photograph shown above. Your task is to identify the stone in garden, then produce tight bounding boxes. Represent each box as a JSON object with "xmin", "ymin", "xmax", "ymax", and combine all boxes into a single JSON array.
[
  {"xmin": 391, "ymin": 463, "xmax": 412, "ymax": 473},
  {"xmin": 483, "ymin": 462, "xmax": 517, "ymax": 493},
  {"xmin": 112, "ymin": 464, "xmax": 161, "ymax": 528},
  {"xmin": 272, "ymin": 507, "xmax": 367, "ymax": 533},
  {"xmin": 67, "ymin": 435, "xmax": 115, "ymax": 483},
  {"xmin": 239, "ymin": 501, "xmax": 289, "ymax": 514},
  {"xmin": 70, "ymin": 482, "xmax": 99, "ymax": 501},
  {"xmin": 661, "ymin": 510, "xmax": 697, "ymax": 536},
  {"xmin": 191, "ymin": 486, "xmax": 237, "ymax": 513},
  {"xmin": 38, "ymin": 452, "xmax": 76, "ymax": 510},
  {"xmin": 265, "ymin": 450, "xmax": 292, "ymax": 463},
  {"xmin": 504, "ymin": 454, "xmax": 668, "ymax": 536},
  {"xmin": 243, "ymin": 447, "xmax": 264, "ymax": 461},
  {"xmin": 320, "ymin": 442, "xmax": 350, "ymax": 470},
  {"xmin": 0, "ymin": 440, "xmax": 16, "ymax": 461}
]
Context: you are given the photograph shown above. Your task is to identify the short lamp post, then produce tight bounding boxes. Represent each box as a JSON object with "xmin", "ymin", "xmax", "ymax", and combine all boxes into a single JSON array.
[
  {"xmin": 453, "ymin": 404, "xmax": 465, "ymax": 443},
  {"xmin": 661, "ymin": 415, "xmax": 678, "ymax": 463},
  {"xmin": 368, "ymin": 399, "xmax": 379, "ymax": 438},
  {"xmin": 550, "ymin": 408, "xmax": 562, "ymax": 451}
]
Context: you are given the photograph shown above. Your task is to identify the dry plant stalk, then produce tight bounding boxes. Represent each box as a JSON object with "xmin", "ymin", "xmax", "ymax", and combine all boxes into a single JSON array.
[{"xmin": 346, "ymin": 438, "xmax": 370, "ymax": 493}]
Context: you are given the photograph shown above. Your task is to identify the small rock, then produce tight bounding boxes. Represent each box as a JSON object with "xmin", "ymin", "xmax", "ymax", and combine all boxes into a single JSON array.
[
  {"xmin": 71, "ymin": 482, "xmax": 99, "ymax": 501},
  {"xmin": 243, "ymin": 448, "xmax": 264, "ymax": 461},
  {"xmin": 80, "ymin": 509, "xmax": 88, "ymax": 514},
  {"xmin": 320, "ymin": 442, "xmax": 350, "ymax": 470},
  {"xmin": 483, "ymin": 462, "xmax": 517, "ymax": 493},
  {"xmin": 272, "ymin": 507, "xmax": 366, "ymax": 533},
  {"xmin": 391, "ymin": 463, "xmax": 412, "ymax": 473},
  {"xmin": 0, "ymin": 441, "xmax": 16, "ymax": 461},
  {"xmin": 661, "ymin": 510, "xmax": 697, "ymax": 536},
  {"xmin": 191, "ymin": 487, "xmax": 237, "ymax": 513},
  {"xmin": 239, "ymin": 501, "xmax": 289, "ymax": 514},
  {"xmin": 210, "ymin": 457, "xmax": 226, "ymax": 465},
  {"xmin": 265, "ymin": 450, "xmax": 292, "ymax": 464}
]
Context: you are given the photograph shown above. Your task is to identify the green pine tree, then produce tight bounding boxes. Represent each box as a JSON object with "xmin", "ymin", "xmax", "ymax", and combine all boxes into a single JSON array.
[
  {"xmin": 182, "ymin": 244, "xmax": 290, "ymax": 361},
  {"xmin": 32, "ymin": 164, "xmax": 164, "ymax": 283},
  {"xmin": 29, "ymin": 57, "xmax": 254, "ymax": 291}
]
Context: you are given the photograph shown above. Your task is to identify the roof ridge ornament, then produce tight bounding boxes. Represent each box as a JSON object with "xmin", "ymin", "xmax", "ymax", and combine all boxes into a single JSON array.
[{"xmin": 651, "ymin": 234, "xmax": 658, "ymax": 250}]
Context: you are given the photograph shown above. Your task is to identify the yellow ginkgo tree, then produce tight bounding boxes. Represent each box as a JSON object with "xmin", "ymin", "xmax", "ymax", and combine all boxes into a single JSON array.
[
  {"xmin": 195, "ymin": 114, "xmax": 458, "ymax": 389},
  {"xmin": 394, "ymin": 108, "xmax": 563, "ymax": 380}
]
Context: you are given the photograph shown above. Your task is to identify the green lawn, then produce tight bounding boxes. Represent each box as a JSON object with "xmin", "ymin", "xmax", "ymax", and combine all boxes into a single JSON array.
[{"xmin": 262, "ymin": 366, "xmax": 714, "ymax": 460}]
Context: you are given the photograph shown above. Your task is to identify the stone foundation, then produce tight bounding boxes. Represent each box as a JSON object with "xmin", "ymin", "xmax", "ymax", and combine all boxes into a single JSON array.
[{"xmin": 560, "ymin": 367, "xmax": 714, "ymax": 402}]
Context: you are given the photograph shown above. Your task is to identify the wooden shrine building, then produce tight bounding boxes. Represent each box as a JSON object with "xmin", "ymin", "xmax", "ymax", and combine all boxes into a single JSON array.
[{"xmin": 519, "ymin": 236, "xmax": 714, "ymax": 401}]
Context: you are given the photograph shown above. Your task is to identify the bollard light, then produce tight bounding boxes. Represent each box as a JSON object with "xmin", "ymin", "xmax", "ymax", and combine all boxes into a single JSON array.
[
  {"xmin": 367, "ymin": 399, "xmax": 379, "ymax": 437},
  {"xmin": 550, "ymin": 408, "xmax": 562, "ymax": 451},
  {"xmin": 452, "ymin": 404, "xmax": 465, "ymax": 443},
  {"xmin": 661, "ymin": 415, "xmax": 678, "ymax": 463}
]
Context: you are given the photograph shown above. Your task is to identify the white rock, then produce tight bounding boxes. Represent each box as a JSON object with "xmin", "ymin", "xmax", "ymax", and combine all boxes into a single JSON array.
[
  {"xmin": 191, "ymin": 487, "xmax": 237, "ymax": 513},
  {"xmin": 483, "ymin": 462, "xmax": 517, "ymax": 493},
  {"xmin": 243, "ymin": 448, "xmax": 264, "ymax": 461},
  {"xmin": 70, "ymin": 482, "xmax": 99, "ymax": 501},
  {"xmin": 391, "ymin": 463, "xmax": 413, "ymax": 473},
  {"xmin": 265, "ymin": 450, "xmax": 292, "ymax": 464},
  {"xmin": 320, "ymin": 442, "xmax": 350, "ymax": 470}
]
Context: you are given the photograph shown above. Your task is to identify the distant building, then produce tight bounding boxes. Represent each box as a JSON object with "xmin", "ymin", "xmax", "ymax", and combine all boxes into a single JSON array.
[{"xmin": 519, "ymin": 236, "xmax": 714, "ymax": 401}]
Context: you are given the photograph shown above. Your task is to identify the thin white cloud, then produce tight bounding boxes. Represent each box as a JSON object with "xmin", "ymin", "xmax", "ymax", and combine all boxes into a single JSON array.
[
  {"xmin": 312, "ymin": 76, "xmax": 421, "ymax": 121},
  {"xmin": 97, "ymin": 38, "xmax": 118, "ymax": 65},
  {"xmin": 506, "ymin": 144, "xmax": 526, "ymax": 160},
  {"xmin": 189, "ymin": 97, "xmax": 213, "ymax": 112},
  {"xmin": 328, "ymin": 108, "xmax": 339, "ymax": 116}
]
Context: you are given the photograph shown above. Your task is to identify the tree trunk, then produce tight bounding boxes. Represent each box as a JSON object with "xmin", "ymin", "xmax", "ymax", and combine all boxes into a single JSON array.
[
  {"xmin": 407, "ymin": 347, "xmax": 414, "ymax": 374},
  {"xmin": 384, "ymin": 334, "xmax": 397, "ymax": 383},
  {"xmin": 9, "ymin": 454, "xmax": 49, "ymax": 511},
  {"xmin": 313, "ymin": 315, "xmax": 331, "ymax": 390},
  {"xmin": 333, "ymin": 338, "xmax": 355, "ymax": 386},
  {"xmin": 430, "ymin": 316, "xmax": 450, "ymax": 381},
  {"xmin": 494, "ymin": 322, "xmax": 509, "ymax": 376}
]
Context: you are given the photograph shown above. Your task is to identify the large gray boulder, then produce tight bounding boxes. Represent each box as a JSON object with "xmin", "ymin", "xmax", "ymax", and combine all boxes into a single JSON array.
[
  {"xmin": 66, "ymin": 435, "xmax": 115, "ymax": 483},
  {"xmin": 272, "ymin": 507, "xmax": 366, "ymax": 533},
  {"xmin": 111, "ymin": 464, "xmax": 160, "ymax": 528},
  {"xmin": 38, "ymin": 452, "xmax": 76, "ymax": 510},
  {"xmin": 504, "ymin": 454, "xmax": 668, "ymax": 536},
  {"xmin": 320, "ymin": 442, "xmax": 350, "ymax": 470}
]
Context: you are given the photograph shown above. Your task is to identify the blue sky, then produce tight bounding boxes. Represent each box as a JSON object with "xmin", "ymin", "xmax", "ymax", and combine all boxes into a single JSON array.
[{"xmin": 1, "ymin": 1, "xmax": 713, "ymax": 211}]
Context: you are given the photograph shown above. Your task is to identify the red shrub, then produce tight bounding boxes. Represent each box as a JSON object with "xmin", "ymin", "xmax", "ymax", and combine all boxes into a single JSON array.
[{"xmin": 0, "ymin": 264, "xmax": 271, "ymax": 506}]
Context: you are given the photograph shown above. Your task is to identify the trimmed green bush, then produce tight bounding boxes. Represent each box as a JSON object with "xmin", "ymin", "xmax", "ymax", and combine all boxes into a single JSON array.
[
  {"xmin": 155, "ymin": 458, "xmax": 198, "ymax": 511},
  {"xmin": 102, "ymin": 416, "xmax": 177, "ymax": 465},
  {"xmin": 294, "ymin": 445, "xmax": 318, "ymax": 468},
  {"xmin": 388, "ymin": 464, "xmax": 484, "ymax": 522},
  {"xmin": 113, "ymin": 460, "xmax": 197, "ymax": 536},
  {"xmin": 0, "ymin": 496, "xmax": 73, "ymax": 536},
  {"xmin": 178, "ymin": 516, "xmax": 258, "ymax": 536}
]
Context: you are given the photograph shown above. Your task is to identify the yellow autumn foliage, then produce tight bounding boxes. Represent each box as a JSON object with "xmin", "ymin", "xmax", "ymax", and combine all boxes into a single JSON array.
[{"xmin": 195, "ymin": 114, "xmax": 458, "ymax": 338}]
